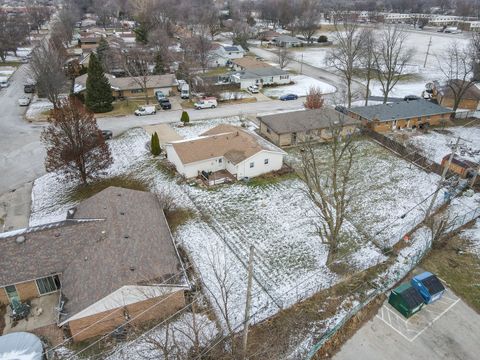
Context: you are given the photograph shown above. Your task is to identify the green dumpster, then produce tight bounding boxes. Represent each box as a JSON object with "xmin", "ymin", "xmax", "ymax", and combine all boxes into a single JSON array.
[{"xmin": 388, "ymin": 283, "xmax": 424, "ymax": 318}]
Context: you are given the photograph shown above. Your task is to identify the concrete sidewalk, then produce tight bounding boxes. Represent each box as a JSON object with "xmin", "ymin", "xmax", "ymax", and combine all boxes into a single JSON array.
[{"xmin": 0, "ymin": 181, "xmax": 32, "ymax": 232}]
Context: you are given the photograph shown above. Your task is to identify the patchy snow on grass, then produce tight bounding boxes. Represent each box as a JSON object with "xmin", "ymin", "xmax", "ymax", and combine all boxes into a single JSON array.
[
  {"xmin": 263, "ymin": 75, "xmax": 336, "ymax": 98},
  {"xmin": 291, "ymin": 47, "xmax": 330, "ymax": 69},
  {"xmin": 25, "ymin": 98, "xmax": 54, "ymax": 121},
  {"xmin": 401, "ymin": 126, "xmax": 480, "ymax": 164},
  {"xmin": 461, "ymin": 219, "xmax": 480, "ymax": 257}
]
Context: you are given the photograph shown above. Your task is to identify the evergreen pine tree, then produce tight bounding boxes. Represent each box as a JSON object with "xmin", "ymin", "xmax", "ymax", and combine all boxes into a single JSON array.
[
  {"xmin": 134, "ymin": 23, "xmax": 148, "ymax": 44},
  {"xmin": 85, "ymin": 53, "xmax": 113, "ymax": 113},
  {"xmin": 153, "ymin": 52, "xmax": 165, "ymax": 75},
  {"xmin": 180, "ymin": 111, "xmax": 190, "ymax": 125},
  {"xmin": 151, "ymin": 132, "xmax": 161, "ymax": 156},
  {"xmin": 96, "ymin": 37, "xmax": 110, "ymax": 70}
]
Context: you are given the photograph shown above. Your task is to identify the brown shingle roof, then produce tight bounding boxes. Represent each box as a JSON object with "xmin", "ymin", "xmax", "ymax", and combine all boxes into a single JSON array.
[
  {"xmin": 0, "ymin": 187, "xmax": 186, "ymax": 321},
  {"xmin": 232, "ymin": 57, "xmax": 272, "ymax": 70},
  {"xmin": 169, "ymin": 124, "xmax": 282, "ymax": 165},
  {"xmin": 75, "ymin": 73, "xmax": 177, "ymax": 91},
  {"xmin": 258, "ymin": 108, "xmax": 360, "ymax": 134}
]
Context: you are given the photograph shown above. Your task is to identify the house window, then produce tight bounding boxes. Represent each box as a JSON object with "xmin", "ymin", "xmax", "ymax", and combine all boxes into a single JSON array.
[
  {"xmin": 264, "ymin": 158, "xmax": 269, "ymax": 165},
  {"xmin": 250, "ymin": 162, "xmax": 254, "ymax": 168},
  {"xmin": 36, "ymin": 275, "xmax": 61, "ymax": 295},
  {"xmin": 266, "ymin": 127, "xmax": 271, "ymax": 134},
  {"xmin": 219, "ymin": 158, "xmax": 223, "ymax": 163},
  {"xmin": 280, "ymin": 75, "xmax": 289, "ymax": 80},
  {"xmin": 4, "ymin": 285, "xmax": 19, "ymax": 302},
  {"xmin": 131, "ymin": 88, "xmax": 145, "ymax": 94}
]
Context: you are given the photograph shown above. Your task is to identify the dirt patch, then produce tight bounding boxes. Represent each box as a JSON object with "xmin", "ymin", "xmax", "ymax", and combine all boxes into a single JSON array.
[{"xmin": 165, "ymin": 208, "xmax": 195, "ymax": 233}]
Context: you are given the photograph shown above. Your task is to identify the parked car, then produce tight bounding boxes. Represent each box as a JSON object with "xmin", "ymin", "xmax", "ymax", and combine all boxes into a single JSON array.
[
  {"xmin": 24, "ymin": 84, "xmax": 35, "ymax": 93},
  {"xmin": 247, "ymin": 85, "xmax": 259, "ymax": 94},
  {"xmin": 404, "ymin": 95, "xmax": 421, "ymax": 101},
  {"xmin": 180, "ymin": 84, "xmax": 190, "ymax": 99},
  {"xmin": 194, "ymin": 97, "xmax": 217, "ymax": 109},
  {"xmin": 155, "ymin": 90, "xmax": 166, "ymax": 101},
  {"xmin": 101, "ymin": 130, "xmax": 113, "ymax": 140},
  {"xmin": 177, "ymin": 79, "xmax": 187, "ymax": 91},
  {"xmin": 159, "ymin": 98, "xmax": 172, "ymax": 110},
  {"xmin": 280, "ymin": 93, "xmax": 298, "ymax": 101},
  {"xmin": 335, "ymin": 105, "xmax": 348, "ymax": 114},
  {"xmin": 18, "ymin": 96, "xmax": 31, "ymax": 106},
  {"xmin": 0, "ymin": 80, "xmax": 9, "ymax": 88},
  {"xmin": 134, "ymin": 105, "xmax": 157, "ymax": 116}
]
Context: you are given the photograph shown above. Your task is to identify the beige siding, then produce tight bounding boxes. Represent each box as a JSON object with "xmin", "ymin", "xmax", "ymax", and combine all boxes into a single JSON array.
[
  {"xmin": 0, "ymin": 287, "xmax": 9, "ymax": 305},
  {"xmin": 68, "ymin": 290, "xmax": 186, "ymax": 342}
]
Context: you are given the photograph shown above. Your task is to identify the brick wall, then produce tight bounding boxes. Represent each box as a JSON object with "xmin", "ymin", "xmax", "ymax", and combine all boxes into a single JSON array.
[
  {"xmin": 68, "ymin": 290, "xmax": 186, "ymax": 342},
  {"xmin": 16, "ymin": 281, "xmax": 39, "ymax": 301},
  {"xmin": 0, "ymin": 288, "xmax": 8, "ymax": 305}
]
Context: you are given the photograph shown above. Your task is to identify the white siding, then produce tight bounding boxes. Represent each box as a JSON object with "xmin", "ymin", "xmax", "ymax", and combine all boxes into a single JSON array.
[
  {"xmin": 236, "ymin": 151, "xmax": 284, "ymax": 179},
  {"xmin": 183, "ymin": 157, "xmax": 225, "ymax": 178}
]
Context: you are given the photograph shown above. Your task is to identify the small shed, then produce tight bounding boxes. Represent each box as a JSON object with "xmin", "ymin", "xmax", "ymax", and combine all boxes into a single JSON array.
[
  {"xmin": 388, "ymin": 283, "xmax": 424, "ymax": 318},
  {"xmin": 411, "ymin": 272, "xmax": 446, "ymax": 304}
]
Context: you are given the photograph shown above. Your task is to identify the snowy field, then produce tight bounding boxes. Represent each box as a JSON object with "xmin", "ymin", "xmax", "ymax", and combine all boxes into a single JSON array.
[
  {"xmin": 30, "ymin": 116, "xmax": 447, "ymax": 352},
  {"xmin": 263, "ymin": 75, "xmax": 336, "ymax": 98},
  {"xmin": 398, "ymin": 126, "xmax": 480, "ymax": 164},
  {"xmin": 25, "ymin": 98, "xmax": 54, "ymax": 121}
]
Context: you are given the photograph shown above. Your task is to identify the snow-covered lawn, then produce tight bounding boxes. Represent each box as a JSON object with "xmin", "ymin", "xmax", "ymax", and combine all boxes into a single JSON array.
[
  {"xmin": 397, "ymin": 126, "xmax": 480, "ymax": 164},
  {"xmin": 262, "ymin": 75, "xmax": 336, "ymax": 98},
  {"xmin": 25, "ymin": 98, "xmax": 54, "ymax": 121},
  {"xmin": 0, "ymin": 66, "xmax": 16, "ymax": 78},
  {"xmin": 462, "ymin": 219, "xmax": 480, "ymax": 258},
  {"xmin": 30, "ymin": 116, "xmax": 447, "ymax": 347}
]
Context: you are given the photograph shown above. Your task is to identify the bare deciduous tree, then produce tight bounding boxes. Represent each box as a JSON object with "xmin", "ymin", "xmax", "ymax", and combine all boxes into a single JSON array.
[
  {"xmin": 358, "ymin": 29, "xmax": 376, "ymax": 106},
  {"xmin": 30, "ymin": 41, "xmax": 67, "ymax": 108},
  {"xmin": 0, "ymin": 13, "xmax": 29, "ymax": 61},
  {"xmin": 326, "ymin": 22, "xmax": 363, "ymax": 107},
  {"xmin": 123, "ymin": 47, "xmax": 154, "ymax": 104},
  {"xmin": 26, "ymin": 6, "xmax": 52, "ymax": 33},
  {"xmin": 438, "ymin": 41, "xmax": 476, "ymax": 118},
  {"xmin": 304, "ymin": 86, "xmax": 325, "ymax": 109},
  {"xmin": 276, "ymin": 46, "xmax": 290, "ymax": 69},
  {"xmin": 41, "ymin": 97, "xmax": 113, "ymax": 185},
  {"xmin": 299, "ymin": 121, "xmax": 357, "ymax": 266},
  {"xmin": 294, "ymin": 0, "xmax": 320, "ymax": 44},
  {"xmin": 192, "ymin": 34, "xmax": 215, "ymax": 73},
  {"xmin": 373, "ymin": 26, "xmax": 414, "ymax": 103}
]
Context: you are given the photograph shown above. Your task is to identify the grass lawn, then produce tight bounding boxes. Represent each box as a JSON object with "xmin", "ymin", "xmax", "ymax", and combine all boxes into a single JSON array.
[
  {"xmin": 0, "ymin": 61, "xmax": 20, "ymax": 67},
  {"xmin": 95, "ymin": 100, "xmax": 146, "ymax": 118},
  {"xmin": 199, "ymin": 67, "xmax": 229, "ymax": 77},
  {"xmin": 66, "ymin": 175, "xmax": 149, "ymax": 203},
  {"xmin": 421, "ymin": 231, "xmax": 480, "ymax": 313}
]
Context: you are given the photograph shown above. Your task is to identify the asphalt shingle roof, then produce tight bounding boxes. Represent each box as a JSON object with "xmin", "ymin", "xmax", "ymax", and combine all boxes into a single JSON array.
[
  {"xmin": 258, "ymin": 108, "xmax": 360, "ymax": 134},
  {"xmin": 349, "ymin": 100, "xmax": 453, "ymax": 122}
]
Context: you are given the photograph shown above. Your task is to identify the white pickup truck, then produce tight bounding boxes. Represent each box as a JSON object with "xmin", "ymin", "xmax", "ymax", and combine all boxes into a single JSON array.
[
  {"xmin": 134, "ymin": 105, "xmax": 157, "ymax": 116},
  {"xmin": 194, "ymin": 97, "xmax": 217, "ymax": 110}
]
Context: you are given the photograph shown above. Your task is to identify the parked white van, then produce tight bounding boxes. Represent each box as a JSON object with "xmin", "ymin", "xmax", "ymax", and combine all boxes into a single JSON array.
[
  {"xmin": 194, "ymin": 97, "xmax": 217, "ymax": 110},
  {"xmin": 180, "ymin": 84, "xmax": 190, "ymax": 99},
  {"xmin": 134, "ymin": 105, "xmax": 157, "ymax": 116}
]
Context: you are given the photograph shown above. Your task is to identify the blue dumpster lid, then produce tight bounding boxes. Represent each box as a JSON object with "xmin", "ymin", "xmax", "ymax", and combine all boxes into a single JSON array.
[{"xmin": 419, "ymin": 274, "xmax": 445, "ymax": 295}]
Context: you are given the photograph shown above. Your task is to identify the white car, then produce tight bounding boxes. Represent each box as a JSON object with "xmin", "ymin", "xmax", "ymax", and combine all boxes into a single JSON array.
[
  {"xmin": 247, "ymin": 85, "xmax": 259, "ymax": 94},
  {"xmin": 0, "ymin": 80, "xmax": 9, "ymax": 88},
  {"xmin": 194, "ymin": 97, "xmax": 217, "ymax": 109},
  {"xmin": 134, "ymin": 105, "xmax": 157, "ymax": 116},
  {"xmin": 18, "ymin": 96, "xmax": 31, "ymax": 106}
]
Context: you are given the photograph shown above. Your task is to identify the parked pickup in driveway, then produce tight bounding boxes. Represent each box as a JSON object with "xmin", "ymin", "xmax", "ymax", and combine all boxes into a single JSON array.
[{"xmin": 134, "ymin": 105, "xmax": 157, "ymax": 116}]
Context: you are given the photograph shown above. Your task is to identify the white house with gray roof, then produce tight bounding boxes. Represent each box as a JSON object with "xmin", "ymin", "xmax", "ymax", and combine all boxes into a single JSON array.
[
  {"xmin": 209, "ymin": 43, "xmax": 245, "ymax": 67},
  {"xmin": 230, "ymin": 67, "xmax": 291, "ymax": 89}
]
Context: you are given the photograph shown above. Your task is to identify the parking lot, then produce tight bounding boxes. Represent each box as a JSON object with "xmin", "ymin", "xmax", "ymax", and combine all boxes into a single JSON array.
[{"xmin": 334, "ymin": 286, "xmax": 480, "ymax": 360}]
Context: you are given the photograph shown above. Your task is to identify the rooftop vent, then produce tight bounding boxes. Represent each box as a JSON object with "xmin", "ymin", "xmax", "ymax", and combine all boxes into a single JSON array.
[
  {"xmin": 120, "ymin": 211, "xmax": 125, "ymax": 215},
  {"xmin": 15, "ymin": 235, "xmax": 25, "ymax": 244},
  {"xmin": 129, "ymin": 266, "xmax": 135, "ymax": 272},
  {"xmin": 66, "ymin": 207, "xmax": 77, "ymax": 219},
  {"xmin": 124, "ymin": 235, "xmax": 129, "ymax": 239}
]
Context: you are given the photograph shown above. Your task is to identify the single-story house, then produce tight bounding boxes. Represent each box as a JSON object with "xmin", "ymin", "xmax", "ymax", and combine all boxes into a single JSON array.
[
  {"xmin": 209, "ymin": 43, "xmax": 245, "ymax": 67},
  {"xmin": 258, "ymin": 30, "xmax": 281, "ymax": 42},
  {"xmin": 258, "ymin": 107, "xmax": 360, "ymax": 147},
  {"xmin": 74, "ymin": 73, "xmax": 177, "ymax": 99},
  {"xmin": 272, "ymin": 35, "xmax": 303, "ymax": 47},
  {"xmin": 347, "ymin": 100, "xmax": 454, "ymax": 132},
  {"xmin": 441, "ymin": 154, "xmax": 478, "ymax": 178},
  {"xmin": 432, "ymin": 80, "xmax": 480, "ymax": 110},
  {"xmin": 230, "ymin": 67, "xmax": 290, "ymax": 89},
  {"xmin": 79, "ymin": 36, "xmax": 101, "ymax": 50},
  {"xmin": 166, "ymin": 124, "xmax": 286, "ymax": 180},
  {"xmin": 0, "ymin": 187, "xmax": 188, "ymax": 342},
  {"xmin": 231, "ymin": 57, "xmax": 272, "ymax": 71}
]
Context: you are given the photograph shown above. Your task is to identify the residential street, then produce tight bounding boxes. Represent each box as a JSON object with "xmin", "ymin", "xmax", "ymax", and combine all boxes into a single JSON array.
[
  {"xmin": 0, "ymin": 67, "xmax": 305, "ymax": 195},
  {"xmin": 248, "ymin": 46, "xmax": 367, "ymax": 102}
]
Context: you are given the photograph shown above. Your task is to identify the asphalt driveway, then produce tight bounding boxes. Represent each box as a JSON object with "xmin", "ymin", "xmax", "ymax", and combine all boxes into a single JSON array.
[{"xmin": 334, "ymin": 286, "xmax": 480, "ymax": 360}]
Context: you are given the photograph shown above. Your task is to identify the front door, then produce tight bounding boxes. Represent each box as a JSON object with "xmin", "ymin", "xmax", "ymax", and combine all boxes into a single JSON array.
[
  {"xmin": 292, "ymin": 132, "xmax": 297, "ymax": 145},
  {"xmin": 5, "ymin": 285, "xmax": 19, "ymax": 303}
]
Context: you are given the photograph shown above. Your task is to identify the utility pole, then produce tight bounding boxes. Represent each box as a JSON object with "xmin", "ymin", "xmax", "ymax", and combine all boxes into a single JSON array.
[
  {"xmin": 241, "ymin": 245, "xmax": 255, "ymax": 360},
  {"xmin": 426, "ymin": 137, "xmax": 460, "ymax": 218},
  {"xmin": 300, "ymin": 53, "xmax": 304, "ymax": 74},
  {"xmin": 424, "ymin": 36, "xmax": 432, "ymax": 68}
]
